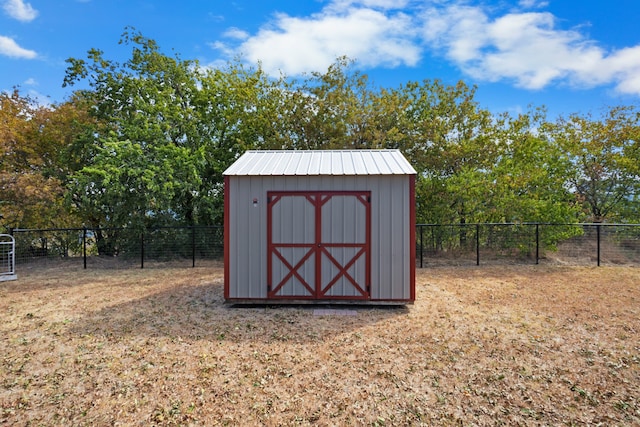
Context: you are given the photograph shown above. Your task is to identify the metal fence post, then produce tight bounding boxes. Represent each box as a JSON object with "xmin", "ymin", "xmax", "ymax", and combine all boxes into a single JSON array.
[
  {"xmin": 431, "ymin": 226, "xmax": 435, "ymax": 255},
  {"xmin": 192, "ymin": 225, "xmax": 196, "ymax": 268},
  {"xmin": 536, "ymin": 223, "xmax": 540, "ymax": 265},
  {"xmin": 419, "ymin": 225, "xmax": 424, "ymax": 268},
  {"xmin": 140, "ymin": 231, "xmax": 145, "ymax": 269},
  {"xmin": 476, "ymin": 224, "xmax": 480, "ymax": 266},
  {"xmin": 596, "ymin": 224, "xmax": 601, "ymax": 267},
  {"xmin": 83, "ymin": 227, "xmax": 87, "ymax": 269}
]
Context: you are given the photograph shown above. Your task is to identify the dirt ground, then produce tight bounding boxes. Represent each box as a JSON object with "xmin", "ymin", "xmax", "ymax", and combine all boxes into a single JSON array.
[{"xmin": 1, "ymin": 264, "xmax": 638, "ymax": 426}]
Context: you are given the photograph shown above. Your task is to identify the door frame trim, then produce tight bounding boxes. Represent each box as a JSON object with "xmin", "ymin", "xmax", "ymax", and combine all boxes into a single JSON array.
[{"xmin": 267, "ymin": 190, "xmax": 371, "ymax": 300}]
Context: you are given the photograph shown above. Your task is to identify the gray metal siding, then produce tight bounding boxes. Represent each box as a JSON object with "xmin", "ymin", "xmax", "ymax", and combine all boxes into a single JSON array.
[
  {"xmin": 227, "ymin": 175, "xmax": 411, "ymax": 300},
  {"xmin": 372, "ymin": 176, "xmax": 411, "ymax": 300}
]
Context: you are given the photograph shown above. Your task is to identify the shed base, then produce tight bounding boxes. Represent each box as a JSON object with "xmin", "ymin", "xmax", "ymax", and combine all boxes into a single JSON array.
[{"xmin": 224, "ymin": 298, "xmax": 413, "ymax": 306}]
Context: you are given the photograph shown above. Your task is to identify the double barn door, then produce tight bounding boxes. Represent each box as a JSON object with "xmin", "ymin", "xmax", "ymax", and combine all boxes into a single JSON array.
[{"xmin": 267, "ymin": 191, "xmax": 371, "ymax": 300}]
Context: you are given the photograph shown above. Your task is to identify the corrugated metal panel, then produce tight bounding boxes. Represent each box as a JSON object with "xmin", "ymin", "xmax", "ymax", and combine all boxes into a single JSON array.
[{"xmin": 223, "ymin": 150, "xmax": 416, "ymax": 176}]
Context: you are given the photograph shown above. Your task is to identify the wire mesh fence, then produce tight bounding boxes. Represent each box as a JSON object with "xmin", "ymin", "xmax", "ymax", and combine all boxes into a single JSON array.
[
  {"xmin": 416, "ymin": 223, "xmax": 640, "ymax": 267},
  {"xmin": 10, "ymin": 226, "xmax": 224, "ymax": 269},
  {"xmin": 7, "ymin": 223, "xmax": 639, "ymax": 270}
]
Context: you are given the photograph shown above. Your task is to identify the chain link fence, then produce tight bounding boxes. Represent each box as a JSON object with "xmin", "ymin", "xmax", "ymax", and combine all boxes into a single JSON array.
[{"xmin": 7, "ymin": 223, "xmax": 639, "ymax": 270}]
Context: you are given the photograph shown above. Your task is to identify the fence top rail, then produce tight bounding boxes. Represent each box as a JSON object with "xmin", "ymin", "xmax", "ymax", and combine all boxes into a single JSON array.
[
  {"xmin": 8, "ymin": 223, "xmax": 640, "ymax": 233},
  {"xmin": 417, "ymin": 222, "xmax": 640, "ymax": 227},
  {"xmin": 10, "ymin": 225, "xmax": 224, "ymax": 233},
  {"xmin": 12, "ymin": 227, "xmax": 86, "ymax": 233}
]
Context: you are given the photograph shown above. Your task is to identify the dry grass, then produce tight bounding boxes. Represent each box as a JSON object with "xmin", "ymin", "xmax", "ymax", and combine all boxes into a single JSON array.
[{"xmin": 1, "ymin": 263, "xmax": 639, "ymax": 426}]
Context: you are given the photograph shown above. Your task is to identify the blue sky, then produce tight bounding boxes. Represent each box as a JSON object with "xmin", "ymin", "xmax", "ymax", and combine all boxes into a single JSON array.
[{"xmin": 2, "ymin": 0, "xmax": 639, "ymax": 118}]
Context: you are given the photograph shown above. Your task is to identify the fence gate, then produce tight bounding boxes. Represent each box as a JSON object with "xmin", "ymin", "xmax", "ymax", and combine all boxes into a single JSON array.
[
  {"xmin": 0, "ymin": 234, "xmax": 17, "ymax": 282},
  {"xmin": 267, "ymin": 191, "xmax": 371, "ymax": 300}
]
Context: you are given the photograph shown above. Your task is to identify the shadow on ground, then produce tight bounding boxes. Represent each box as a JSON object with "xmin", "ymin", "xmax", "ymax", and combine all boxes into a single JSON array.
[{"xmin": 70, "ymin": 277, "xmax": 409, "ymax": 344}]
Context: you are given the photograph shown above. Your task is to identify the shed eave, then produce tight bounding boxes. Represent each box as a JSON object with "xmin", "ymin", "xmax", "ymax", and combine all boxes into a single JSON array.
[{"xmin": 223, "ymin": 149, "xmax": 416, "ymax": 176}]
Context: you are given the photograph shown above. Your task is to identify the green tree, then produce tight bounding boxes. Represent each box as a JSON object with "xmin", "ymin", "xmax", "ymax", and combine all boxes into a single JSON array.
[
  {"xmin": 64, "ymin": 29, "xmax": 206, "ymax": 226},
  {"xmin": 194, "ymin": 60, "xmax": 289, "ymax": 207},
  {"xmin": 394, "ymin": 80, "xmax": 498, "ymax": 225},
  {"xmin": 68, "ymin": 139, "xmax": 199, "ymax": 255},
  {"xmin": 549, "ymin": 106, "xmax": 640, "ymax": 222},
  {"xmin": 0, "ymin": 90, "xmax": 73, "ymax": 230},
  {"xmin": 63, "ymin": 29, "xmax": 282, "ymax": 235},
  {"xmin": 278, "ymin": 57, "xmax": 378, "ymax": 149},
  {"xmin": 490, "ymin": 108, "xmax": 582, "ymax": 224}
]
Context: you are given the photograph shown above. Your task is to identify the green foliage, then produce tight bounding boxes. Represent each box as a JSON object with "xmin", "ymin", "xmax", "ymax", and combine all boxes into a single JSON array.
[
  {"xmin": 394, "ymin": 80, "xmax": 498, "ymax": 224},
  {"xmin": 63, "ymin": 28, "xmax": 286, "ymax": 229},
  {"xmin": 276, "ymin": 57, "xmax": 382, "ymax": 149},
  {"xmin": 0, "ymin": 90, "xmax": 77, "ymax": 230},
  {"xmin": 68, "ymin": 139, "xmax": 200, "ymax": 229},
  {"xmin": 489, "ymin": 109, "xmax": 583, "ymax": 224},
  {"xmin": 548, "ymin": 106, "xmax": 640, "ymax": 222}
]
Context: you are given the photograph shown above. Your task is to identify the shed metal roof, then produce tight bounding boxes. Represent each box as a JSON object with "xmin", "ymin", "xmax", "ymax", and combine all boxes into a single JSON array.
[{"xmin": 223, "ymin": 150, "xmax": 416, "ymax": 176}]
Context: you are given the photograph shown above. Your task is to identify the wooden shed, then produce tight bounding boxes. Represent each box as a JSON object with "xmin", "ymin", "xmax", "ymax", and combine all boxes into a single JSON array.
[{"xmin": 223, "ymin": 150, "xmax": 416, "ymax": 304}]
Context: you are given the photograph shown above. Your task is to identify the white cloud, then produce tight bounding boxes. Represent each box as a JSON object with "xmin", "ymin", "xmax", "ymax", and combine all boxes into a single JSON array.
[
  {"xmin": 422, "ymin": 6, "xmax": 490, "ymax": 63},
  {"xmin": 598, "ymin": 46, "xmax": 640, "ymax": 94},
  {"xmin": 212, "ymin": 0, "xmax": 640, "ymax": 96},
  {"xmin": 2, "ymin": 0, "xmax": 38, "ymax": 22},
  {"xmin": 218, "ymin": 3, "xmax": 420, "ymax": 77},
  {"xmin": 518, "ymin": 0, "xmax": 549, "ymax": 9},
  {"xmin": 0, "ymin": 35, "xmax": 37, "ymax": 58},
  {"xmin": 208, "ymin": 40, "xmax": 236, "ymax": 58},
  {"xmin": 421, "ymin": 3, "xmax": 640, "ymax": 95},
  {"xmin": 327, "ymin": 0, "xmax": 409, "ymax": 11},
  {"xmin": 223, "ymin": 27, "xmax": 249, "ymax": 40}
]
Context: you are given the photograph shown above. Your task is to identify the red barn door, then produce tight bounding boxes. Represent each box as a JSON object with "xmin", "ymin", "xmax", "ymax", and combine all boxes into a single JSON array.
[{"xmin": 267, "ymin": 191, "xmax": 371, "ymax": 300}]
